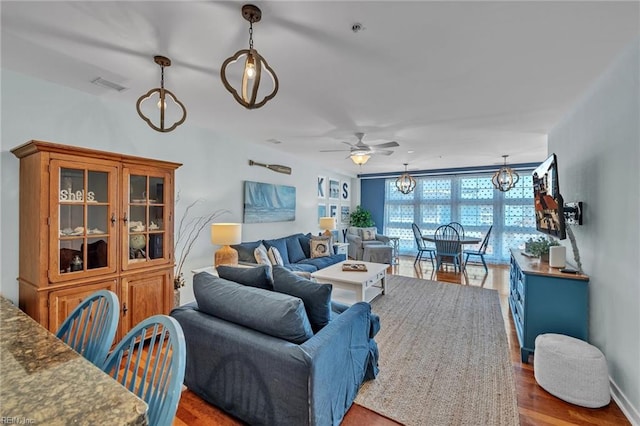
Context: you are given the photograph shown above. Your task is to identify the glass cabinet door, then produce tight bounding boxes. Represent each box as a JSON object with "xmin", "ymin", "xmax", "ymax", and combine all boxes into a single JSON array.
[
  {"xmin": 50, "ymin": 160, "xmax": 118, "ymax": 282},
  {"xmin": 122, "ymin": 168, "xmax": 171, "ymax": 270}
]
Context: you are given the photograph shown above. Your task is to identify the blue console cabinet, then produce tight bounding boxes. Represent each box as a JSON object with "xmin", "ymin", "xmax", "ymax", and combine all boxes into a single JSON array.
[{"xmin": 509, "ymin": 249, "xmax": 589, "ymax": 363}]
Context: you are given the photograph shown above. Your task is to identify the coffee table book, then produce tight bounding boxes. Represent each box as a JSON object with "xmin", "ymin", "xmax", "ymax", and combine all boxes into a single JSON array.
[{"xmin": 342, "ymin": 263, "xmax": 367, "ymax": 272}]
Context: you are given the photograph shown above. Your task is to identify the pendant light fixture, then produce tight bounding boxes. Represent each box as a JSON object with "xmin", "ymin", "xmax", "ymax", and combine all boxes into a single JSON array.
[
  {"xmin": 492, "ymin": 155, "xmax": 520, "ymax": 192},
  {"xmin": 136, "ymin": 56, "xmax": 187, "ymax": 133},
  {"xmin": 396, "ymin": 163, "xmax": 417, "ymax": 194},
  {"xmin": 220, "ymin": 4, "xmax": 279, "ymax": 109}
]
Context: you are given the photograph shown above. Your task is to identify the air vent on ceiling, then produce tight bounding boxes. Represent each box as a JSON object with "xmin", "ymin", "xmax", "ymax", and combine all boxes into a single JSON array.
[{"xmin": 91, "ymin": 77, "xmax": 128, "ymax": 92}]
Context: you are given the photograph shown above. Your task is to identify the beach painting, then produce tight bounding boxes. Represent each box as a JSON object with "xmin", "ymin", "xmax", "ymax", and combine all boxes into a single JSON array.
[{"xmin": 243, "ymin": 181, "xmax": 296, "ymax": 224}]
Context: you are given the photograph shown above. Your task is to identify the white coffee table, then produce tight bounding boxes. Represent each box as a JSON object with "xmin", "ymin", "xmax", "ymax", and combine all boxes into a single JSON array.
[{"xmin": 311, "ymin": 261, "xmax": 387, "ymax": 303}]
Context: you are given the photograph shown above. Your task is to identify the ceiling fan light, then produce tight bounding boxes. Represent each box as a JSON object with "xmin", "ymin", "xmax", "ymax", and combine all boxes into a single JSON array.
[{"xmin": 351, "ymin": 153, "xmax": 370, "ymax": 165}]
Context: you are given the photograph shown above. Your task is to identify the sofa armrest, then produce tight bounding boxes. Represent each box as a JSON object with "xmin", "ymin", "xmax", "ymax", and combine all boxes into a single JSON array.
[
  {"xmin": 346, "ymin": 233, "xmax": 362, "ymax": 245},
  {"xmin": 375, "ymin": 234, "xmax": 391, "ymax": 244},
  {"xmin": 300, "ymin": 302, "xmax": 378, "ymax": 425}
]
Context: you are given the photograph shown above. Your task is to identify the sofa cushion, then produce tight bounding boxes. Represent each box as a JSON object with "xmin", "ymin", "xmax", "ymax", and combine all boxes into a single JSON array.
[
  {"xmin": 298, "ymin": 233, "xmax": 313, "ymax": 258},
  {"xmin": 272, "ymin": 265, "xmax": 332, "ymax": 332},
  {"xmin": 216, "ymin": 265, "xmax": 274, "ymax": 290},
  {"xmin": 231, "ymin": 240, "xmax": 262, "ymax": 263},
  {"xmin": 286, "ymin": 236, "xmax": 307, "ymax": 263},
  {"xmin": 263, "ymin": 237, "xmax": 291, "ymax": 265},
  {"xmin": 297, "ymin": 254, "xmax": 346, "ymax": 270},
  {"xmin": 268, "ymin": 246, "xmax": 285, "ymax": 266},
  {"xmin": 193, "ymin": 273, "xmax": 313, "ymax": 344},
  {"xmin": 253, "ymin": 244, "xmax": 271, "ymax": 266},
  {"xmin": 285, "ymin": 263, "xmax": 318, "ymax": 273},
  {"xmin": 310, "ymin": 236, "xmax": 331, "ymax": 258}
]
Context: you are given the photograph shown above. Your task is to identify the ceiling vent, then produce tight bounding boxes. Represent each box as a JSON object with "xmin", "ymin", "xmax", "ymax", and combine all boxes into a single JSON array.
[{"xmin": 91, "ymin": 77, "xmax": 128, "ymax": 92}]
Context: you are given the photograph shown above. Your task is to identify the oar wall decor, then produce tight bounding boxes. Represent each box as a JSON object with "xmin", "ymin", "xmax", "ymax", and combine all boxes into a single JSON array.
[{"xmin": 249, "ymin": 160, "xmax": 292, "ymax": 175}]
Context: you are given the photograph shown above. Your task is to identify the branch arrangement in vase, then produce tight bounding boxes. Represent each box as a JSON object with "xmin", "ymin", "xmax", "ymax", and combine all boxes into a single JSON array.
[{"xmin": 174, "ymin": 194, "xmax": 229, "ymax": 289}]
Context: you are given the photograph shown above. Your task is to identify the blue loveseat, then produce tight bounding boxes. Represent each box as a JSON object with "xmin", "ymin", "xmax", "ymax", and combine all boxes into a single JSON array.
[
  {"xmin": 232, "ymin": 232, "xmax": 345, "ymax": 272},
  {"xmin": 171, "ymin": 266, "xmax": 380, "ymax": 426}
]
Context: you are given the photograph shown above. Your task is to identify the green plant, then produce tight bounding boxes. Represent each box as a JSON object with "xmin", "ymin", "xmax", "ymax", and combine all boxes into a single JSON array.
[
  {"xmin": 349, "ymin": 206, "xmax": 375, "ymax": 227},
  {"xmin": 525, "ymin": 236, "xmax": 560, "ymax": 258}
]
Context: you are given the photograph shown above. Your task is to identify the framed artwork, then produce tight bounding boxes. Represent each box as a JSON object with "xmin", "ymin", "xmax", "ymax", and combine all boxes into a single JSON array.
[
  {"xmin": 317, "ymin": 176, "xmax": 326, "ymax": 199},
  {"xmin": 329, "ymin": 179, "xmax": 340, "ymax": 200},
  {"xmin": 243, "ymin": 181, "xmax": 296, "ymax": 223},
  {"xmin": 317, "ymin": 204, "xmax": 327, "ymax": 221},
  {"xmin": 340, "ymin": 205, "xmax": 350, "ymax": 224},
  {"xmin": 329, "ymin": 204, "xmax": 338, "ymax": 218},
  {"xmin": 340, "ymin": 180, "xmax": 350, "ymax": 201}
]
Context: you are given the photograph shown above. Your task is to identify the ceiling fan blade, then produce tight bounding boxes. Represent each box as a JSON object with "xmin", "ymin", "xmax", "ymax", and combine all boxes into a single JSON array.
[
  {"xmin": 341, "ymin": 141, "xmax": 356, "ymax": 147},
  {"xmin": 320, "ymin": 149, "xmax": 351, "ymax": 152},
  {"xmin": 371, "ymin": 141, "xmax": 400, "ymax": 149},
  {"xmin": 371, "ymin": 150, "xmax": 395, "ymax": 156}
]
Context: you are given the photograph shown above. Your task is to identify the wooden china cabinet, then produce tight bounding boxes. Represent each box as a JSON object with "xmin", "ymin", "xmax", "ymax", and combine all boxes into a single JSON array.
[{"xmin": 11, "ymin": 140, "xmax": 181, "ymax": 339}]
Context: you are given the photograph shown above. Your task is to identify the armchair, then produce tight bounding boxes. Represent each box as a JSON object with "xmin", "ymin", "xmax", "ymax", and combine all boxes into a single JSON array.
[{"xmin": 346, "ymin": 227, "xmax": 390, "ymax": 260}]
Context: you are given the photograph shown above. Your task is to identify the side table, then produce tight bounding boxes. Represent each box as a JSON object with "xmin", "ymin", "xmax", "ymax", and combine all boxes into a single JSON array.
[{"xmin": 333, "ymin": 242, "xmax": 349, "ymax": 256}]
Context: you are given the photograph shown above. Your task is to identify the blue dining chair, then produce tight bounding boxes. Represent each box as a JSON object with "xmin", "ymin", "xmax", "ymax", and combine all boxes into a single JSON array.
[
  {"xmin": 102, "ymin": 315, "xmax": 186, "ymax": 426},
  {"xmin": 412, "ymin": 223, "xmax": 435, "ymax": 268},
  {"xmin": 448, "ymin": 222, "xmax": 465, "ymax": 238},
  {"xmin": 56, "ymin": 289, "xmax": 119, "ymax": 367},
  {"xmin": 464, "ymin": 225, "xmax": 493, "ymax": 272},
  {"xmin": 434, "ymin": 225, "xmax": 462, "ymax": 273}
]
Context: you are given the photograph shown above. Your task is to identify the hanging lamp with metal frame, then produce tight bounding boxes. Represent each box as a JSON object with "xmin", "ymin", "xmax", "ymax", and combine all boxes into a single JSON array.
[
  {"xmin": 396, "ymin": 163, "xmax": 417, "ymax": 194},
  {"xmin": 492, "ymin": 154, "xmax": 520, "ymax": 192}
]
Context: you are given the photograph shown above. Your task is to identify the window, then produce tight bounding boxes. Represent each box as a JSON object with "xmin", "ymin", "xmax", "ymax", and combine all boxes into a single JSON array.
[{"xmin": 383, "ymin": 172, "xmax": 537, "ymax": 263}]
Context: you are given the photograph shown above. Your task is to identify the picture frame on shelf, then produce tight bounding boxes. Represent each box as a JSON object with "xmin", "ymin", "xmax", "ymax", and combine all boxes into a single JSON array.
[
  {"xmin": 340, "ymin": 181, "xmax": 350, "ymax": 201},
  {"xmin": 329, "ymin": 179, "xmax": 340, "ymax": 200},
  {"xmin": 317, "ymin": 176, "xmax": 326, "ymax": 199}
]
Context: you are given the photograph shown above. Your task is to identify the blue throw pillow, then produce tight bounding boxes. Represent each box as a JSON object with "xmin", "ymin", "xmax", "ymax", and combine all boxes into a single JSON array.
[
  {"xmin": 298, "ymin": 233, "xmax": 312, "ymax": 258},
  {"xmin": 263, "ymin": 237, "xmax": 291, "ymax": 265},
  {"xmin": 216, "ymin": 265, "xmax": 274, "ymax": 290},
  {"xmin": 286, "ymin": 236, "xmax": 307, "ymax": 264},
  {"xmin": 193, "ymin": 273, "xmax": 313, "ymax": 344},
  {"xmin": 231, "ymin": 240, "xmax": 262, "ymax": 263},
  {"xmin": 272, "ymin": 265, "xmax": 332, "ymax": 332}
]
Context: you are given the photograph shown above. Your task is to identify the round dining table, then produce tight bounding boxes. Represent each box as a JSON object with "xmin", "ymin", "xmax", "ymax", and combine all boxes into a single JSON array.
[{"xmin": 422, "ymin": 235, "xmax": 482, "ymax": 272}]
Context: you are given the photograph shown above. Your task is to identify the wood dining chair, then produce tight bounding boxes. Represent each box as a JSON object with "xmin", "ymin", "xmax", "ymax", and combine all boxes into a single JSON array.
[
  {"xmin": 434, "ymin": 224, "xmax": 462, "ymax": 273},
  {"xmin": 56, "ymin": 289, "xmax": 119, "ymax": 367},
  {"xmin": 463, "ymin": 225, "xmax": 493, "ymax": 272},
  {"xmin": 412, "ymin": 223, "xmax": 435, "ymax": 267}
]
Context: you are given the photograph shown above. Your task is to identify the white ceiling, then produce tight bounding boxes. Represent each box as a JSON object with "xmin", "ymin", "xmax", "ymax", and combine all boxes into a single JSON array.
[{"xmin": 2, "ymin": 1, "xmax": 638, "ymax": 175}]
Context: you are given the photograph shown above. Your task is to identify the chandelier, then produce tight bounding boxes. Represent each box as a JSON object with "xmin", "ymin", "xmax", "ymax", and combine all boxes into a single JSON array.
[
  {"xmin": 395, "ymin": 163, "xmax": 416, "ymax": 194},
  {"xmin": 220, "ymin": 4, "xmax": 279, "ymax": 109},
  {"xmin": 136, "ymin": 55, "xmax": 187, "ymax": 133},
  {"xmin": 492, "ymin": 155, "xmax": 520, "ymax": 192}
]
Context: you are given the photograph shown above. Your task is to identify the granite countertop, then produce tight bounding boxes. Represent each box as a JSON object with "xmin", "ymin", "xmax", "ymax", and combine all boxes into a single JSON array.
[{"xmin": 0, "ymin": 296, "xmax": 148, "ymax": 425}]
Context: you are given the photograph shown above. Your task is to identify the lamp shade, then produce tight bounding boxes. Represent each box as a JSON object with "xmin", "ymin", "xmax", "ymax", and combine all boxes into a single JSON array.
[
  {"xmin": 211, "ymin": 223, "xmax": 242, "ymax": 246},
  {"xmin": 319, "ymin": 217, "xmax": 336, "ymax": 231},
  {"xmin": 351, "ymin": 153, "xmax": 370, "ymax": 165}
]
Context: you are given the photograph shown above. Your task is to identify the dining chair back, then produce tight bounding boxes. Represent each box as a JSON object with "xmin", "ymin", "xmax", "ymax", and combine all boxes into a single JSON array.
[
  {"xmin": 56, "ymin": 289, "xmax": 119, "ymax": 367},
  {"xmin": 434, "ymin": 225, "xmax": 462, "ymax": 273},
  {"xmin": 464, "ymin": 225, "xmax": 493, "ymax": 272},
  {"xmin": 102, "ymin": 315, "xmax": 186, "ymax": 426},
  {"xmin": 412, "ymin": 223, "xmax": 435, "ymax": 267},
  {"xmin": 448, "ymin": 222, "xmax": 465, "ymax": 238}
]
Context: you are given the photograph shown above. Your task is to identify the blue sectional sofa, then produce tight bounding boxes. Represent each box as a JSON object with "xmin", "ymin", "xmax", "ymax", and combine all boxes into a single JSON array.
[
  {"xmin": 171, "ymin": 266, "xmax": 380, "ymax": 426},
  {"xmin": 232, "ymin": 232, "xmax": 345, "ymax": 272}
]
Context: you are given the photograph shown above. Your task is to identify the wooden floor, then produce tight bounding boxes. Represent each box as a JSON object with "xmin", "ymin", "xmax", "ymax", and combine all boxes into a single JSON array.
[{"xmin": 173, "ymin": 257, "xmax": 630, "ymax": 426}]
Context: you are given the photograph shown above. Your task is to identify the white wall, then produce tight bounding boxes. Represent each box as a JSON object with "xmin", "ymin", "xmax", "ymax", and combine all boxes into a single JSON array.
[
  {"xmin": 0, "ymin": 70, "xmax": 356, "ymax": 305},
  {"xmin": 548, "ymin": 38, "xmax": 639, "ymax": 422}
]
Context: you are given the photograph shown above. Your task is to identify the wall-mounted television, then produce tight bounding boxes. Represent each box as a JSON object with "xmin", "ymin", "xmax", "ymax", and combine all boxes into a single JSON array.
[{"xmin": 532, "ymin": 154, "xmax": 566, "ymax": 240}]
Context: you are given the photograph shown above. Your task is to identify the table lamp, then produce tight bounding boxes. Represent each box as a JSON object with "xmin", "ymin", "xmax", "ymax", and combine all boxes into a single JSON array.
[
  {"xmin": 319, "ymin": 217, "xmax": 336, "ymax": 237},
  {"xmin": 211, "ymin": 223, "xmax": 242, "ymax": 267}
]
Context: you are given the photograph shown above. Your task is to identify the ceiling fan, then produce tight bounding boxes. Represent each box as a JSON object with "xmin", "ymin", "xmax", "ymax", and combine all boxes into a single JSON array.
[{"xmin": 320, "ymin": 132, "xmax": 399, "ymax": 165}]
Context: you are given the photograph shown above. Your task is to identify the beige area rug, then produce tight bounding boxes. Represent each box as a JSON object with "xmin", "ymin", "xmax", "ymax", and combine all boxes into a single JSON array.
[{"xmin": 355, "ymin": 275, "xmax": 519, "ymax": 426}]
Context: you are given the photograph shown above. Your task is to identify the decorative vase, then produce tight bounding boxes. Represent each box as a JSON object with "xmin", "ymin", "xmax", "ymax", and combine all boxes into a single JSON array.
[
  {"xmin": 173, "ymin": 288, "xmax": 181, "ymax": 308},
  {"xmin": 540, "ymin": 252, "xmax": 549, "ymax": 263}
]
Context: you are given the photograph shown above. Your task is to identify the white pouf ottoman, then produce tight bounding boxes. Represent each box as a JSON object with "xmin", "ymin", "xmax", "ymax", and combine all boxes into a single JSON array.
[{"xmin": 534, "ymin": 333, "xmax": 610, "ymax": 408}]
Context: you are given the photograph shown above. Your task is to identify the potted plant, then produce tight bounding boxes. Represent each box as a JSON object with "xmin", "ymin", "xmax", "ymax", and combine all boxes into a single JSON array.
[
  {"xmin": 525, "ymin": 236, "xmax": 560, "ymax": 261},
  {"xmin": 174, "ymin": 194, "xmax": 229, "ymax": 307},
  {"xmin": 349, "ymin": 206, "xmax": 375, "ymax": 228}
]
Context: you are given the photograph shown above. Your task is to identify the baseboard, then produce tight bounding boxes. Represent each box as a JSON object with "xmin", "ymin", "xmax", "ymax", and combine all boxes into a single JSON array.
[{"xmin": 611, "ymin": 376, "xmax": 640, "ymax": 426}]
